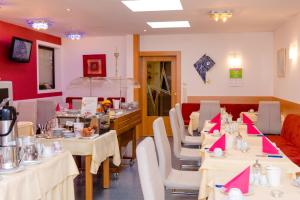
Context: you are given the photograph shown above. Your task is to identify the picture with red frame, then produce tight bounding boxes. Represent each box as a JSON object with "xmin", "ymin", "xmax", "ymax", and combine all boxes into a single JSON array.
[{"xmin": 83, "ymin": 54, "xmax": 106, "ymax": 77}]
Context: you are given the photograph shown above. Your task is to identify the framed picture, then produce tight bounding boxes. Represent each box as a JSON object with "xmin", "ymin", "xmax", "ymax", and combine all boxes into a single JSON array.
[
  {"xmin": 277, "ymin": 48, "xmax": 286, "ymax": 77},
  {"xmin": 83, "ymin": 54, "xmax": 106, "ymax": 77}
]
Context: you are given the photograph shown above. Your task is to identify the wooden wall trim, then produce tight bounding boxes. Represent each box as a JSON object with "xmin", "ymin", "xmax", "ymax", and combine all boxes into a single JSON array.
[
  {"xmin": 273, "ymin": 97, "xmax": 300, "ymax": 117},
  {"xmin": 187, "ymin": 96, "xmax": 275, "ymax": 104}
]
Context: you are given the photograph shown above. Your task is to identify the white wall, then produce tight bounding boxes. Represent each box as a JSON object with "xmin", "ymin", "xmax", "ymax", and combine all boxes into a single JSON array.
[
  {"xmin": 140, "ymin": 33, "xmax": 274, "ymax": 100},
  {"xmin": 274, "ymin": 14, "xmax": 300, "ymax": 104},
  {"xmin": 61, "ymin": 35, "xmax": 133, "ymax": 100}
]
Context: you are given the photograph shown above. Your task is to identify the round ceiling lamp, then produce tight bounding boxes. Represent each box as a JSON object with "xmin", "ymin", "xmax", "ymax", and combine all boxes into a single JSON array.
[
  {"xmin": 209, "ymin": 10, "xmax": 233, "ymax": 23},
  {"xmin": 27, "ymin": 19, "xmax": 51, "ymax": 30},
  {"xmin": 65, "ymin": 32, "xmax": 84, "ymax": 40}
]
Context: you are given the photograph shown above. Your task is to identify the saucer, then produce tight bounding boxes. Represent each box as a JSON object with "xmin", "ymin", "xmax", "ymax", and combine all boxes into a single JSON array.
[
  {"xmin": 21, "ymin": 159, "xmax": 42, "ymax": 166},
  {"xmin": 221, "ymin": 187, "xmax": 254, "ymax": 196},
  {"xmin": 0, "ymin": 165, "xmax": 25, "ymax": 175}
]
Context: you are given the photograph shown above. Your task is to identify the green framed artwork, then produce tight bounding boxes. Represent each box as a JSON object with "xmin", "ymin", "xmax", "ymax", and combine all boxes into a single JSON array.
[{"xmin": 229, "ymin": 68, "xmax": 243, "ymax": 79}]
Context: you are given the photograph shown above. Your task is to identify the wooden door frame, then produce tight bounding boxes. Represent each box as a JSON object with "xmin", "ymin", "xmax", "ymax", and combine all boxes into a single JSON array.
[{"xmin": 135, "ymin": 51, "xmax": 181, "ymax": 136}]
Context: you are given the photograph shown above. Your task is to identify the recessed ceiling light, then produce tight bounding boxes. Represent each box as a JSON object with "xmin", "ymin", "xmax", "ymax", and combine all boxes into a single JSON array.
[
  {"xmin": 66, "ymin": 8, "xmax": 72, "ymax": 12},
  {"xmin": 65, "ymin": 32, "xmax": 84, "ymax": 40},
  {"xmin": 209, "ymin": 10, "xmax": 233, "ymax": 23},
  {"xmin": 122, "ymin": 0, "xmax": 183, "ymax": 12},
  {"xmin": 27, "ymin": 19, "xmax": 51, "ymax": 30},
  {"xmin": 143, "ymin": 29, "xmax": 147, "ymax": 32},
  {"xmin": 147, "ymin": 21, "xmax": 190, "ymax": 28}
]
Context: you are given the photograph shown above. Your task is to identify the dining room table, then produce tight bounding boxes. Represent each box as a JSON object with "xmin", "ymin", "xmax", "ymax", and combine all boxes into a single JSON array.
[
  {"xmin": 198, "ymin": 120, "xmax": 300, "ymax": 200},
  {"xmin": 38, "ymin": 130, "xmax": 121, "ymax": 200},
  {"xmin": 0, "ymin": 150, "xmax": 79, "ymax": 200},
  {"xmin": 188, "ymin": 111, "xmax": 258, "ymax": 135}
]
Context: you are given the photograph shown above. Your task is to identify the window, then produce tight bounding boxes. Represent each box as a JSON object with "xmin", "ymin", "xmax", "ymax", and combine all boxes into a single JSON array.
[{"xmin": 38, "ymin": 45, "xmax": 55, "ymax": 90}]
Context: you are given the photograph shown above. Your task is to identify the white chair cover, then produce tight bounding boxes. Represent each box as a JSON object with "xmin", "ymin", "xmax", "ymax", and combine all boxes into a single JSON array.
[
  {"xmin": 198, "ymin": 100, "xmax": 220, "ymax": 131},
  {"xmin": 175, "ymin": 103, "xmax": 201, "ymax": 145},
  {"xmin": 169, "ymin": 108, "xmax": 182, "ymax": 158},
  {"xmin": 153, "ymin": 117, "xmax": 202, "ymax": 190},
  {"xmin": 153, "ymin": 117, "xmax": 172, "ymax": 181},
  {"xmin": 256, "ymin": 101, "xmax": 281, "ymax": 134},
  {"xmin": 136, "ymin": 137, "xmax": 165, "ymax": 200}
]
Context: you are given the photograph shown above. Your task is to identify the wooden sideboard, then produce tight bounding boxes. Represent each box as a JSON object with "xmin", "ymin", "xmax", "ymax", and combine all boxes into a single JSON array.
[{"xmin": 110, "ymin": 109, "xmax": 142, "ymax": 164}]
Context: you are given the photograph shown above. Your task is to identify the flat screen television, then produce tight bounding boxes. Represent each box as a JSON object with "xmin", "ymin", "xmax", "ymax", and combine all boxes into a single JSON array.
[{"xmin": 10, "ymin": 37, "xmax": 33, "ymax": 63}]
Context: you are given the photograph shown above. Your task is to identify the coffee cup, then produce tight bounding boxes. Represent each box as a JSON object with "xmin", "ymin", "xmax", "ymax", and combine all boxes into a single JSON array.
[
  {"xmin": 266, "ymin": 166, "xmax": 281, "ymax": 187},
  {"xmin": 228, "ymin": 188, "xmax": 244, "ymax": 200},
  {"xmin": 213, "ymin": 148, "xmax": 223, "ymax": 157}
]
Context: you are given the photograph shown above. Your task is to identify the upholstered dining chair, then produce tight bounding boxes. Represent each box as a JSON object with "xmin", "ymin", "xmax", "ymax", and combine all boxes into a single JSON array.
[
  {"xmin": 170, "ymin": 108, "xmax": 201, "ymax": 163},
  {"xmin": 256, "ymin": 101, "xmax": 281, "ymax": 134},
  {"xmin": 175, "ymin": 103, "xmax": 201, "ymax": 146},
  {"xmin": 136, "ymin": 137, "xmax": 165, "ymax": 200},
  {"xmin": 153, "ymin": 117, "xmax": 201, "ymax": 191},
  {"xmin": 198, "ymin": 100, "xmax": 220, "ymax": 132}
]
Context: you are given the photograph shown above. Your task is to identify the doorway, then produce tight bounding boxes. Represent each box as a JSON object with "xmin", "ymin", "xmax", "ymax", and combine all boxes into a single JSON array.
[{"xmin": 139, "ymin": 52, "xmax": 181, "ymax": 136}]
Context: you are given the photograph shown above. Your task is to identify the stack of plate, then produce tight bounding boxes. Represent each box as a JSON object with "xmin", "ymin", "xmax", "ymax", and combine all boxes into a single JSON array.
[
  {"xmin": 52, "ymin": 128, "xmax": 65, "ymax": 137},
  {"xmin": 63, "ymin": 130, "xmax": 75, "ymax": 138}
]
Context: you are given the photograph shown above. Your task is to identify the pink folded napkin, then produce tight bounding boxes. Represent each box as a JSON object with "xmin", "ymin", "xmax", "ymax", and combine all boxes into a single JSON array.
[
  {"xmin": 262, "ymin": 136, "xmax": 279, "ymax": 155},
  {"xmin": 209, "ymin": 123, "xmax": 221, "ymax": 133},
  {"xmin": 56, "ymin": 103, "xmax": 60, "ymax": 112},
  {"xmin": 247, "ymin": 124, "xmax": 260, "ymax": 135},
  {"xmin": 224, "ymin": 166, "xmax": 250, "ymax": 194},
  {"xmin": 242, "ymin": 113, "xmax": 253, "ymax": 124},
  {"xmin": 209, "ymin": 134, "xmax": 226, "ymax": 151},
  {"xmin": 210, "ymin": 113, "xmax": 221, "ymax": 124}
]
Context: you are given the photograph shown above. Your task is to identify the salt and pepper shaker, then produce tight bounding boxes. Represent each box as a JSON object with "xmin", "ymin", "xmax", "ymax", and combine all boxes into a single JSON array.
[{"xmin": 252, "ymin": 160, "xmax": 262, "ymax": 186}]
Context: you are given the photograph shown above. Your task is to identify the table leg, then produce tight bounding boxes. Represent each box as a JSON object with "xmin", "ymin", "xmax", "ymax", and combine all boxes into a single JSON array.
[
  {"xmin": 85, "ymin": 155, "xmax": 93, "ymax": 200},
  {"xmin": 102, "ymin": 158, "xmax": 110, "ymax": 188},
  {"xmin": 132, "ymin": 127, "xmax": 137, "ymax": 160}
]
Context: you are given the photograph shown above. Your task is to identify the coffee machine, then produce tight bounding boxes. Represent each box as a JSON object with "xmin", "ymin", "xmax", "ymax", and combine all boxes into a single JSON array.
[{"xmin": 0, "ymin": 98, "xmax": 19, "ymax": 170}]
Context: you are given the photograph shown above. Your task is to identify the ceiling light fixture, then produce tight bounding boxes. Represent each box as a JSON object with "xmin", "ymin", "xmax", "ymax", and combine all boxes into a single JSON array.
[
  {"xmin": 122, "ymin": 0, "xmax": 182, "ymax": 12},
  {"xmin": 65, "ymin": 32, "xmax": 84, "ymax": 40},
  {"xmin": 147, "ymin": 21, "xmax": 190, "ymax": 28},
  {"xmin": 27, "ymin": 19, "xmax": 51, "ymax": 30},
  {"xmin": 209, "ymin": 10, "xmax": 233, "ymax": 23}
]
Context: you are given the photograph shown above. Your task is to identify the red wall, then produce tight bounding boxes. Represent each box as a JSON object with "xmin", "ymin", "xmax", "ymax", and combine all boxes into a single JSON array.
[{"xmin": 0, "ymin": 20, "xmax": 62, "ymax": 100}]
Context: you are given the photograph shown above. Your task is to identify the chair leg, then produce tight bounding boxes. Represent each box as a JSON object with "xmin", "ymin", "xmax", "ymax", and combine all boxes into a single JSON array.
[{"xmin": 170, "ymin": 189, "xmax": 198, "ymax": 196}]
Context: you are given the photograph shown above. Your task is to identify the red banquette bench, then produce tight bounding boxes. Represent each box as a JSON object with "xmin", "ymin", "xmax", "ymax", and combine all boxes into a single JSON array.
[
  {"xmin": 268, "ymin": 114, "xmax": 300, "ymax": 166},
  {"xmin": 181, "ymin": 103, "xmax": 259, "ymax": 125}
]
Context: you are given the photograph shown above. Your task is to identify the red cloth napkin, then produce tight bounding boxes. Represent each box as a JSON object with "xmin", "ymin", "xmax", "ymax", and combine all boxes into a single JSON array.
[
  {"xmin": 56, "ymin": 103, "xmax": 60, "ymax": 112},
  {"xmin": 247, "ymin": 124, "xmax": 260, "ymax": 135},
  {"xmin": 242, "ymin": 113, "xmax": 253, "ymax": 124},
  {"xmin": 224, "ymin": 166, "xmax": 250, "ymax": 194},
  {"xmin": 209, "ymin": 134, "xmax": 226, "ymax": 151},
  {"xmin": 210, "ymin": 113, "xmax": 221, "ymax": 124},
  {"xmin": 262, "ymin": 136, "xmax": 279, "ymax": 155},
  {"xmin": 209, "ymin": 123, "xmax": 221, "ymax": 133}
]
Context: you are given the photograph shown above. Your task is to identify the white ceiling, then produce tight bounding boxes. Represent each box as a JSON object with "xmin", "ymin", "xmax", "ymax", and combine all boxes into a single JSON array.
[{"xmin": 0, "ymin": 0, "xmax": 299, "ymax": 37}]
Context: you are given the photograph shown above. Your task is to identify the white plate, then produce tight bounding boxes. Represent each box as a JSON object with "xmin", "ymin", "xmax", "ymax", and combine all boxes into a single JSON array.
[
  {"xmin": 0, "ymin": 165, "xmax": 25, "ymax": 175},
  {"xmin": 21, "ymin": 159, "xmax": 42, "ymax": 166}
]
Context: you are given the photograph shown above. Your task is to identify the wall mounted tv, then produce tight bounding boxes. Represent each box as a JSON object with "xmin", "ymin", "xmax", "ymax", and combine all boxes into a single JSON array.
[{"xmin": 10, "ymin": 37, "xmax": 33, "ymax": 63}]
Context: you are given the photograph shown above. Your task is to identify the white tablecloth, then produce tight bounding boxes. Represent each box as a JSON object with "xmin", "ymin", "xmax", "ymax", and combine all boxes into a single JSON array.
[
  {"xmin": 0, "ymin": 151, "xmax": 79, "ymax": 200},
  {"xmin": 198, "ymin": 122, "xmax": 300, "ymax": 199},
  {"xmin": 40, "ymin": 130, "xmax": 121, "ymax": 174}
]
